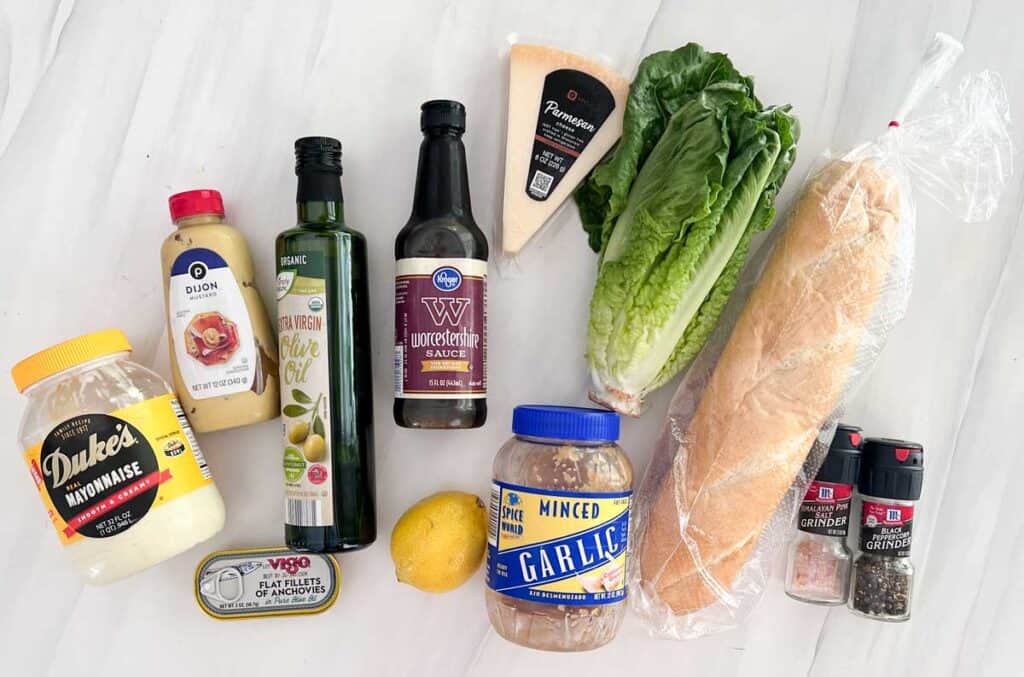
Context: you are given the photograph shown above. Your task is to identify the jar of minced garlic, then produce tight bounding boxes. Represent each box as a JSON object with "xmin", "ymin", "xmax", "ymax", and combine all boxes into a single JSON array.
[
  {"xmin": 486, "ymin": 405, "xmax": 632, "ymax": 651},
  {"xmin": 11, "ymin": 329, "xmax": 225, "ymax": 584}
]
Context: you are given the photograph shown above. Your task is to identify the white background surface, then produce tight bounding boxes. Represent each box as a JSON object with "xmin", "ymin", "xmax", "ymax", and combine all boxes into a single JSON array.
[{"xmin": 0, "ymin": 1, "xmax": 1022, "ymax": 675}]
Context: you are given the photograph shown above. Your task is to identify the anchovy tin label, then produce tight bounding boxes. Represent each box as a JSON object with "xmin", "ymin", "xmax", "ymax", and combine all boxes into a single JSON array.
[{"xmin": 195, "ymin": 547, "xmax": 340, "ymax": 620}]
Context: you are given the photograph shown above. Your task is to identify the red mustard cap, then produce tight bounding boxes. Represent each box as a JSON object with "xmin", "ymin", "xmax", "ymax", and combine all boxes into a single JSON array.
[{"xmin": 168, "ymin": 189, "xmax": 225, "ymax": 222}]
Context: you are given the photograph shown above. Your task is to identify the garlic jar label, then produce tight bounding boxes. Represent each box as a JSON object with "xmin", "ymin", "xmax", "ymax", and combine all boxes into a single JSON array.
[
  {"xmin": 169, "ymin": 248, "xmax": 257, "ymax": 400},
  {"xmin": 486, "ymin": 481, "xmax": 630, "ymax": 605},
  {"xmin": 24, "ymin": 394, "xmax": 213, "ymax": 544}
]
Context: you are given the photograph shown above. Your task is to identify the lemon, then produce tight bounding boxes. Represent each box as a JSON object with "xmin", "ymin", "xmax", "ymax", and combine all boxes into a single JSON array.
[{"xmin": 390, "ymin": 491, "xmax": 488, "ymax": 593}]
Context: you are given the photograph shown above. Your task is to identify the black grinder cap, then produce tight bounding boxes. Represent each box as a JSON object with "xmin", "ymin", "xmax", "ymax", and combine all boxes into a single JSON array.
[
  {"xmin": 859, "ymin": 438, "xmax": 924, "ymax": 501},
  {"xmin": 815, "ymin": 423, "xmax": 863, "ymax": 486},
  {"xmin": 421, "ymin": 99, "xmax": 466, "ymax": 133},
  {"xmin": 295, "ymin": 136, "xmax": 343, "ymax": 175}
]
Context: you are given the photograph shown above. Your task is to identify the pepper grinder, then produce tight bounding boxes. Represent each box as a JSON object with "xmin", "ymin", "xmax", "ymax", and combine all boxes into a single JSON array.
[
  {"xmin": 785, "ymin": 424, "xmax": 862, "ymax": 605},
  {"xmin": 849, "ymin": 438, "xmax": 924, "ymax": 622}
]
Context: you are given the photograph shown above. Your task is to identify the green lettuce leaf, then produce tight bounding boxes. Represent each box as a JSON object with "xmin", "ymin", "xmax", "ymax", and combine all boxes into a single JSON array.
[
  {"xmin": 576, "ymin": 44, "xmax": 758, "ymax": 254},
  {"xmin": 578, "ymin": 44, "xmax": 800, "ymax": 415}
]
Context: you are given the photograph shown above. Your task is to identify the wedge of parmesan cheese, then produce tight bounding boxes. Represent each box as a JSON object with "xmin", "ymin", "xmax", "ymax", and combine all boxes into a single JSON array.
[{"xmin": 501, "ymin": 44, "xmax": 629, "ymax": 255}]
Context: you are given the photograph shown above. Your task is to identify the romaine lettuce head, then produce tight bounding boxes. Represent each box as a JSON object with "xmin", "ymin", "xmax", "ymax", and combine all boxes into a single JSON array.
[{"xmin": 577, "ymin": 44, "xmax": 799, "ymax": 415}]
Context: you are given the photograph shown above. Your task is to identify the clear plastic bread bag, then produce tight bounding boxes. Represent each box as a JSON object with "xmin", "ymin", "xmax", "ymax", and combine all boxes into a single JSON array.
[{"xmin": 628, "ymin": 33, "xmax": 1012, "ymax": 638}]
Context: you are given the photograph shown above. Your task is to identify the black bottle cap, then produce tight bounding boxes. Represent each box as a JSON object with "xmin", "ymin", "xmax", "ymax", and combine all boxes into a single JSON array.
[
  {"xmin": 421, "ymin": 100, "xmax": 466, "ymax": 133},
  {"xmin": 814, "ymin": 423, "xmax": 863, "ymax": 486},
  {"xmin": 295, "ymin": 136, "xmax": 343, "ymax": 175},
  {"xmin": 858, "ymin": 438, "xmax": 924, "ymax": 501}
]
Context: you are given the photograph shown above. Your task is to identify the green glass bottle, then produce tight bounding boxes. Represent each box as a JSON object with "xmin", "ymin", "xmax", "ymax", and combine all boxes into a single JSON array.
[{"xmin": 276, "ymin": 136, "xmax": 376, "ymax": 552}]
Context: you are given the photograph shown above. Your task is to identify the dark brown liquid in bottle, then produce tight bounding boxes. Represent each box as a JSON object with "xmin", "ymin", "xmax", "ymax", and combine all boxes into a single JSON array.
[{"xmin": 394, "ymin": 102, "xmax": 488, "ymax": 429}]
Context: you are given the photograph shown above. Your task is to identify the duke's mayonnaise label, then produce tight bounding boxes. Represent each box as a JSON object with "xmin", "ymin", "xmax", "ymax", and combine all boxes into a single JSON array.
[{"xmin": 485, "ymin": 481, "xmax": 630, "ymax": 605}]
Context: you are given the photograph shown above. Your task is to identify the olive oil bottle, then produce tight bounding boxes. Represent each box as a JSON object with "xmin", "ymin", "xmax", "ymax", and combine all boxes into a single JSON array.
[{"xmin": 276, "ymin": 137, "xmax": 375, "ymax": 552}]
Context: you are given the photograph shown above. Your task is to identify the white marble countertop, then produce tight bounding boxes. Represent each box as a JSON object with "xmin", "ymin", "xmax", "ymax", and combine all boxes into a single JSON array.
[{"xmin": 1, "ymin": 1, "xmax": 1022, "ymax": 675}]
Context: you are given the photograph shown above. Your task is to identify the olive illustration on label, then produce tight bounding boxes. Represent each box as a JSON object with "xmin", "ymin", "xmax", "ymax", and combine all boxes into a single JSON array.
[
  {"xmin": 288, "ymin": 421, "xmax": 310, "ymax": 444},
  {"xmin": 303, "ymin": 434, "xmax": 326, "ymax": 462},
  {"xmin": 283, "ymin": 388, "xmax": 327, "ymax": 463}
]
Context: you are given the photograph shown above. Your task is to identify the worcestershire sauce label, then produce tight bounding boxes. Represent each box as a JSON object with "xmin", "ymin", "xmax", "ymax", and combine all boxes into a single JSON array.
[
  {"xmin": 394, "ymin": 257, "xmax": 486, "ymax": 399},
  {"xmin": 486, "ymin": 481, "xmax": 630, "ymax": 606},
  {"xmin": 860, "ymin": 500, "xmax": 914, "ymax": 557},
  {"xmin": 797, "ymin": 481, "xmax": 853, "ymax": 537},
  {"xmin": 526, "ymin": 69, "xmax": 616, "ymax": 201},
  {"xmin": 23, "ymin": 395, "xmax": 213, "ymax": 544}
]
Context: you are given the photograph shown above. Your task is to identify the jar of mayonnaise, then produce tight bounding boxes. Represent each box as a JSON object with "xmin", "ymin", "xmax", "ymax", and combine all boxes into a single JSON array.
[
  {"xmin": 11, "ymin": 329, "xmax": 226, "ymax": 584},
  {"xmin": 486, "ymin": 405, "xmax": 632, "ymax": 651}
]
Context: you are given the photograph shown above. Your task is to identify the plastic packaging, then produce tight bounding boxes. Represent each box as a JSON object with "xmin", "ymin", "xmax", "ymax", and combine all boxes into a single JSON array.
[
  {"xmin": 629, "ymin": 33, "xmax": 1011, "ymax": 638},
  {"xmin": 12, "ymin": 329, "xmax": 225, "ymax": 584},
  {"xmin": 495, "ymin": 33, "xmax": 632, "ymax": 277},
  {"xmin": 485, "ymin": 405, "xmax": 632, "ymax": 651}
]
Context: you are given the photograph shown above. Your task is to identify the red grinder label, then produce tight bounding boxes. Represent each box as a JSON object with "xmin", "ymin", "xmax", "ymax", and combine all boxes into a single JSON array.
[
  {"xmin": 394, "ymin": 257, "xmax": 486, "ymax": 398},
  {"xmin": 797, "ymin": 480, "xmax": 853, "ymax": 537},
  {"xmin": 860, "ymin": 500, "xmax": 914, "ymax": 557}
]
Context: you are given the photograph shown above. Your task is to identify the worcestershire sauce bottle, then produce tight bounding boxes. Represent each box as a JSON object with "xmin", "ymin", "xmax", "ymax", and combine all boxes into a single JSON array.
[
  {"xmin": 394, "ymin": 101, "xmax": 488, "ymax": 428},
  {"xmin": 276, "ymin": 137, "xmax": 376, "ymax": 551}
]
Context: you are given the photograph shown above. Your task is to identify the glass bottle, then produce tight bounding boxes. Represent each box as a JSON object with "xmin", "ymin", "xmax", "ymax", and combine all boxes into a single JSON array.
[
  {"xmin": 849, "ymin": 438, "xmax": 924, "ymax": 622},
  {"xmin": 486, "ymin": 406, "xmax": 632, "ymax": 651},
  {"xmin": 394, "ymin": 100, "xmax": 488, "ymax": 429},
  {"xmin": 785, "ymin": 424, "xmax": 862, "ymax": 605},
  {"xmin": 276, "ymin": 137, "xmax": 376, "ymax": 552}
]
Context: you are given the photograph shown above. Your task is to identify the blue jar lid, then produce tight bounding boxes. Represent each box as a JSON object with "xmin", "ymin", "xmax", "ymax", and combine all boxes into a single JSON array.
[{"xmin": 512, "ymin": 405, "xmax": 620, "ymax": 442}]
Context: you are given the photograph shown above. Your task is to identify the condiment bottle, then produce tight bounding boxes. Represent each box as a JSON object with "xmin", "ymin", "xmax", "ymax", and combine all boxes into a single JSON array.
[
  {"xmin": 486, "ymin": 406, "xmax": 632, "ymax": 651},
  {"xmin": 785, "ymin": 424, "xmax": 862, "ymax": 605},
  {"xmin": 11, "ymin": 329, "xmax": 225, "ymax": 584},
  {"xmin": 161, "ymin": 189, "xmax": 279, "ymax": 433},
  {"xmin": 276, "ymin": 137, "xmax": 376, "ymax": 552},
  {"xmin": 849, "ymin": 438, "xmax": 924, "ymax": 621},
  {"xmin": 394, "ymin": 100, "xmax": 488, "ymax": 429}
]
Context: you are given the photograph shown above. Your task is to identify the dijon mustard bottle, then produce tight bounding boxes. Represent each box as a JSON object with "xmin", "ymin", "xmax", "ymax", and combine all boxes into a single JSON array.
[{"xmin": 161, "ymin": 189, "xmax": 279, "ymax": 433}]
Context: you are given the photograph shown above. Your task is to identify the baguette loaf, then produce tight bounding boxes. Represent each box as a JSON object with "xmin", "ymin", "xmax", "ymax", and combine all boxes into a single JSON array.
[{"xmin": 639, "ymin": 159, "xmax": 901, "ymax": 614}]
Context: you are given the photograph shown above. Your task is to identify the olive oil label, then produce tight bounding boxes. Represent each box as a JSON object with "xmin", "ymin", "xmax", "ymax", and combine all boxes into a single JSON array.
[
  {"xmin": 394, "ymin": 257, "xmax": 487, "ymax": 399},
  {"xmin": 526, "ymin": 69, "xmax": 616, "ymax": 201},
  {"xmin": 797, "ymin": 481, "xmax": 853, "ymax": 537},
  {"xmin": 277, "ymin": 256, "xmax": 333, "ymax": 527},
  {"xmin": 486, "ymin": 481, "xmax": 630, "ymax": 606},
  {"xmin": 23, "ymin": 394, "xmax": 213, "ymax": 545},
  {"xmin": 169, "ymin": 248, "xmax": 257, "ymax": 400},
  {"xmin": 860, "ymin": 501, "xmax": 914, "ymax": 558}
]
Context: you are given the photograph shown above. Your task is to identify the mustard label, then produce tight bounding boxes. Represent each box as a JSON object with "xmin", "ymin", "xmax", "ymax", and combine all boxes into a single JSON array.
[
  {"xmin": 23, "ymin": 394, "xmax": 213, "ymax": 545},
  {"xmin": 485, "ymin": 481, "xmax": 630, "ymax": 605}
]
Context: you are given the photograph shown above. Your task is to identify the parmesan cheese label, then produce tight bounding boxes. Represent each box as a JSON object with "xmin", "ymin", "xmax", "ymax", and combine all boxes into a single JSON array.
[
  {"xmin": 526, "ymin": 69, "xmax": 616, "ymax": 201},
  {"xmin": 23, "ymin": 394, "xmax": 213, "ymax": 545}
]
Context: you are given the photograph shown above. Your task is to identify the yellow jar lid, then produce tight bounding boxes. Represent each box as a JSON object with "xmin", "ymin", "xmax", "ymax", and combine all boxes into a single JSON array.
[{"xmin": 11, "ymin": 329, "xmax": 133, "ymax": 392}]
